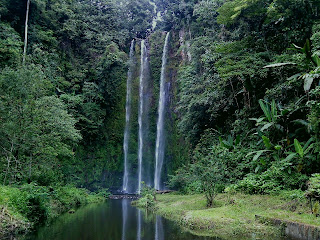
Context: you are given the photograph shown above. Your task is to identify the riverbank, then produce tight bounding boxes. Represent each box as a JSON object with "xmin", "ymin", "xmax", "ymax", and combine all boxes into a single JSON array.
[
  {"xmin": 136, "ymin": 192, "xmax": 320, "ymax": 239},
  {"xmin": 0, "ymin": 184, "xmax": 107, "ymax": 238}
]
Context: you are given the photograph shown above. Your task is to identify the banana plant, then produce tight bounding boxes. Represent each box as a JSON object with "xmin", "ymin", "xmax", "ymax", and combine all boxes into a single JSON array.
[
  {"xmin": 249, "ymin": 99, "xmax": 283, "ymax": 133},
  {"xmin": 284, "ymin": 138, "xmax": 314, "ymax": 171},
  {"xmin": 246, "ymin": 135, "xmax": 283, "ymax": 172},
  {"xmin": 264, "ymin": 39, "xmax": 320, "ymax": 92},
  {"xmin": 219, "ymin": 134, "xmax": 241, "ymax": 150}
]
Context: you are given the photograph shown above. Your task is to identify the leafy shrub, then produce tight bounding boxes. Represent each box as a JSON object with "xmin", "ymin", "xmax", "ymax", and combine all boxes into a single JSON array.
[
  {"xmin": 30, "ymin": 168, "xmax": 61, "ymax": 186},
  {"xmin": 168, "ymin": 167, "xmax": 202, "ymax": 194},
  {"xmin": 53, "ymin": 186, "xmax": 89, "ymax": 208},
  {"xmin": 140, "ymin": 182, "xmax": 156, "ymax": 198},
  {"xmin": 224, "ymin": 184, "xmax": 238, "ymax": 194},
  {"xmin": 132, "ymin": 194, "xmax": 156, "ymax": 210},
  {"xmin": 0, "ymin": 183, "xmax": 106, "ymax": 231},
  {"xmin": 278, "ymin": 190, "xmax": 305, "ymax": 201},
  {"xmin": 305, "ymin": 173, "xmax": 320, "ymax": 200},
  {"xmin": 96, "ymin": 189, "xmax": 110, "ymax": 198},
  {"xmin": 0, "ymin": 184, "xmax": 50, "ymax": 224},
  {"xmin": 20, "ymin": 184, "xmax": 50, "ymax": 223},
  {"xmin": 234, "ymin": 167, "xmax": 308, "ymax": 194}
]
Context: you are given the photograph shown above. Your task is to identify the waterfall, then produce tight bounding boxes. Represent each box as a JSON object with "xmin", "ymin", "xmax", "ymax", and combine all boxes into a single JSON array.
[
  {"xmin": 138, "ymin": 40, "xmax": 147, "ymax": 194},
  {"xmin": 122, "ymin": 40, "xmax": 135, "ymax": 193},
  {"xmin": 154, "ymin": 32, "xmax": 170, "ymax": 190}
]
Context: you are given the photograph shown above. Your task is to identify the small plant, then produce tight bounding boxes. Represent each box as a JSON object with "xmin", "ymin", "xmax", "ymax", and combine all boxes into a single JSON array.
[
  {"xmin": 140, "ymin": 182, "xmax": 156, "ymax": 200},
  {"xmin": 139, "ymin": 194, "xmax": 156, "ymax": 210},
  {"xmin": 96, "ymin": 189, "xmax": 110, "ymax": 198},
  {"xmin": 249, "ymin": 99, "xmax": 283, "ymax": 133},
  {"xmin": 132, "ymin": 190, "xmax": 157, "ymax": 211},
  {"xmin": 313, "ymin": 201, "xmax": 320, "ymax": 216},
  {"xmin": 305, "ymin": 173, "xmax": 320, "ymax": 215},
  {"xmin": 219, "ymin": 134, "xmax": 241, "ymax": 150}
]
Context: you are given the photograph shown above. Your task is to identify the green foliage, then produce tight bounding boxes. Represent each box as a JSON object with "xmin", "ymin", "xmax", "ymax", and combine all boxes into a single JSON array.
[
  {"xmin": 219, "ymin": 134, "xmax": 241, "ymax": 150},
  {"xmin": 1, "ymin": 0, "xmax": 320, "ymax": 226},
  {"xmin": 168, "ymin": 167, "xmax": 202, "ymax": 194},
  {"xmin": 233, "ymin": 167, "xmax": 308, "ymax": 194},
  {"xmin": 305, "ymin": 174, "xmax": 320, "ymax": 215},
  {"xmin": 305, "ymin": 174, "xmax": 320, "ymax": 200},
  {"xmin": 140, "ymin": 182, "xmax": 156, "ymax": 199},
  {"xmin": 0, "ymin": 183, "xmax": 106, "ymax": 234},
  {"xmin": 278, "ymin": 189, "xmax": 305, "ymax": 201},
  {"xmin": 119, "ymin": 0, "xmax": 155, "ymax": 38},
  {"xmin": 308, "ymin": 86, "xmax": 320, "ymax": 151},
  {"xmin": 132, "ymin": 184, "xmax": 157, "ymax": 210},
  {"xmin": 0, "ymin": 66, "xmax": 81, "ymax": 185},
  {"xmin": 0, "ymin": 23, "xmax": 22, "ymax": 68},
  {"xmin": 313, "ymin": 201, "xmax": 320, "ymax": 215},
  {"xmin": 192, "ymin": 143, "xmax": 249, "ymax": 206},
  {"xmin": 0, "ymin": 0, "xmax": 158, "ymax": 190},
  {"xmin": 133, "ymin": 194, "xmax": 156, "ymax": 210}
]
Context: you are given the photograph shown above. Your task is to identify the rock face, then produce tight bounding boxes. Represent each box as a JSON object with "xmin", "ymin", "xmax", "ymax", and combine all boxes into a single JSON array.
[
  {"xmin": 109, "ymin": 195, "xmax": 140, "ymax": 200},
  {"xmin": 255, "ymin": 215, "xmax": 320, "ymax": 240},
  {"xmin": 156, "ymin": 190, "xmax": 175, "ymax": 194}
]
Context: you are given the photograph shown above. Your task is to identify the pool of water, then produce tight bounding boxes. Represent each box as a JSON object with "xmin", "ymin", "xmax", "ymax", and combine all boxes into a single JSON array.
[
  {"xmin": 21, "ymin": 199, "xmax": 218, "ymax": 240},
  {"xmin": 19, "ymin": 198, "xmax": 295, "ymax": 240}
]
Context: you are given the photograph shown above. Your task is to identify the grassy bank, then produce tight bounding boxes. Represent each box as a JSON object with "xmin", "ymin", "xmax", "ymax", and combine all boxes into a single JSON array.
[
  {"xmin": 135, "ymin": 192, "xmax": 320, "ymax": 239},
  {"xmin": 0, "ymin": 184, "xmax": 107, "ymax": 238}
]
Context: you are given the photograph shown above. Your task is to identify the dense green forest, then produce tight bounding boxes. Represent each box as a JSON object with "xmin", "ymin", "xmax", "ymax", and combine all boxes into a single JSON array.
[
  {"xmin": 1, "ymin": 0, "xmax": 320, "ymax": 236},
  {"xmin": 0, "ymin": 0, "xmax": 156, "ymax": 189}
]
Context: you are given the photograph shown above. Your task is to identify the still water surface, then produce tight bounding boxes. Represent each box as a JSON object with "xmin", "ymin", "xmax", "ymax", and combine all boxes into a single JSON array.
[
  {"xmin": 21, "ymin": 199, "xmax": 293, "ymax": 240},
  {"xmin": 22, "ymin": 199, "xmax": 218, "ymax": 240}
]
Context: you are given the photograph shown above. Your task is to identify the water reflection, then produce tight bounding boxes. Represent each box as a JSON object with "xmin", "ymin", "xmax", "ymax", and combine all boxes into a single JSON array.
[
  {"xmin": 122, "ymin": 199, "xmax": 127, "ymax": 240},
  {"xmin": 155, "ymin": 215, "xmax": 164, "ymax": 240},
  {"xmin": 21, "ymin": 199, "xmax": 224, "ymax": 240},
  {"xmin": 136, "ymin": 209, "xmax": 141, "ymax": 240}
]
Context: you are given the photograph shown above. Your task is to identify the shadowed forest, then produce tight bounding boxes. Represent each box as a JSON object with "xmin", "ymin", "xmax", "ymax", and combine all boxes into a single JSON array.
[{"xmin": 1, "ymin": 0, "xmax": 320, "ymax": 238}]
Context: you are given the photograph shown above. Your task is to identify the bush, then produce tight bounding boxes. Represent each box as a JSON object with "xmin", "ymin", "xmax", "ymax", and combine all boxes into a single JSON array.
[
  {"xmin": 132, "ymin": 194, "xmax": 156, "ymax": 210},
  {"xmin": 54, "ymin": 186, "xmax": 88, "ymax": 208},
  {"xmin": 305, "ymin": 173, "xmax": 320, "ymax": 215},
  {"xmin": 168, "ymin": 167, "xmax": 202, "ymax": 194},
  {"xmin": 0, "ymin": 183, "xmax": 50, "ymax": 224},
  {"xmin": 305, "ymin": 173, "xmax": 320, "ymax": 200},
  {"xmin": 278, "ymin": 190, "xmax": 305, "ymax": 201},
  {"xmin": 233, "ymin": 161, "xmax": 308, "ymax": 194},
  {"xmin": 0, "ymin": 183, "xmax": 106, "ymax": 236},
  {"xmin": 140, "ymin": 182, "xmax": 156, "ymax": 198}
]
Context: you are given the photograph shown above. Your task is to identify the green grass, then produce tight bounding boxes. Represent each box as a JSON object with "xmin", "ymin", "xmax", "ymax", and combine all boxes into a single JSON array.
[
  {"xmin": 153, "ymin": 192, "xmax": 320, "ymax": 239},
  {"xmin": 0, "ymin": 184, "xmax": 107, "ymax": 238}
]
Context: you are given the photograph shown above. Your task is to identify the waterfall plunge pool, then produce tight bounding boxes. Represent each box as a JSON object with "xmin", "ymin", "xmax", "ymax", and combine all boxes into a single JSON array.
[
  {"xmin": 20, "ymin": 199, "xmax": 218, "ymax": 240},
  {"xmin": 20, "ymin": 198, "xmax": 294, "ymax": 240}
]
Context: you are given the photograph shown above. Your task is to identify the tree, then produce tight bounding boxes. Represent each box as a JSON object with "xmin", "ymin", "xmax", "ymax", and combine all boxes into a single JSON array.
[{"xmin": 0, "ymin": 66, "xmax": 81, "ymax": 185}]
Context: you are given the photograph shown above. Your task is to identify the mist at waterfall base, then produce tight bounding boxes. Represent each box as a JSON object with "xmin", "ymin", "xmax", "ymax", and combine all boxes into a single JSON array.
[
  {"xmin": 22, "ymin": 200, "xmax": 218, "ymax": 240},
  {"xmin": 122, "ymin": 33, "xmax": 170, "ymax": 193}
]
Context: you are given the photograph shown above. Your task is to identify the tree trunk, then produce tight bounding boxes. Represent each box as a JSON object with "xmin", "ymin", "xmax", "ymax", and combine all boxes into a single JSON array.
[{"xmin": 23, "ymin": 0, "xmax": 31, "ymax": 64}]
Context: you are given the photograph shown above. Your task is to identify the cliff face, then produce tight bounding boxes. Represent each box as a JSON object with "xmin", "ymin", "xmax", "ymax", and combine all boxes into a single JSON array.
[
  {"xmin": 113, "ymin": 30, "xmax": 190, "ymax": 191},
  {"xmin": 147, "ymin": 30, "xmax": 190, "ymax": 187}
]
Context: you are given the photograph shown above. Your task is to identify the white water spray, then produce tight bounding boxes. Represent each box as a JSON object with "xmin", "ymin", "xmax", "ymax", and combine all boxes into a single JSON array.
[
  {"xmin": 122, "ymin": 40, "xmax": 135, "ymax": 193},
  {"xmin": 138, "ymin": 40, "xmax": 147, "ymax": 194},
  {"xmin": 154, "ymin": 32, "xmax": 170, "ymax": 190}
]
